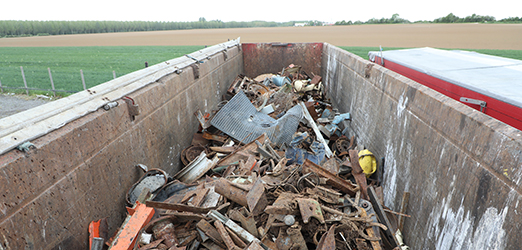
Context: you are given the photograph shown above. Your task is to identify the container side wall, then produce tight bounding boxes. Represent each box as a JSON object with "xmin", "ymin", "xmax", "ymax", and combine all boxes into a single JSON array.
[
  {"xmin": 322, "ymin": 43, "xmax": 522, "ymax": 249},
  {"xmin": 0, "ymin": 45, "xmax": 242, "ymax": 249},
  {"xmin": 242, "ymin": 43, "xmax": 322, "ymax": 78}
]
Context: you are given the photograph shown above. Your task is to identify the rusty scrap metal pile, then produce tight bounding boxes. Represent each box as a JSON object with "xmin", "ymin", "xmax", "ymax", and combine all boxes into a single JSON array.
[{"xmin": 99, "ymin": 65, "xmax": 409, "ymax": 250}]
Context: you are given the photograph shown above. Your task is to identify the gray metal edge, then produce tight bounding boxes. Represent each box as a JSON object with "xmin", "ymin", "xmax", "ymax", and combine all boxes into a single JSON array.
[{"xmin": 0, "ymin": 38, "xmax": 241, "ymax": 156}]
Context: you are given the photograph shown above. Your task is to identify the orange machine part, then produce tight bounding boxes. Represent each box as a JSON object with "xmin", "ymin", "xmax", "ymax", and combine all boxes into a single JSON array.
[{"xmin": 110, "ymin": 201, "xmax": 155, "ymax": 250}]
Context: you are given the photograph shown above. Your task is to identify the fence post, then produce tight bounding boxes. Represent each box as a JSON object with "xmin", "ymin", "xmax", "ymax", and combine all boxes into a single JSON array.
[
  {"xmin": 48, "ymin": 68, "xmax": 56, "ymax": 97},
  {"xmin": 20, "ymin": 66, "xmax": 29, "ymax": 95},
  {"xmin": 113, "ymin": 70, "xmax": 116, "ymax": 79},
  {"xmin": 80, "ymin": 69, "xmax": 86, "ymax": 91}
]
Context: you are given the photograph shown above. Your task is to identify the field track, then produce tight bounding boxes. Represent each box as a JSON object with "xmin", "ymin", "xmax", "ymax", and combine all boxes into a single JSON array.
[{"xmin": 1, "ymin": 23, "xmax": 521, "ymax": 50}]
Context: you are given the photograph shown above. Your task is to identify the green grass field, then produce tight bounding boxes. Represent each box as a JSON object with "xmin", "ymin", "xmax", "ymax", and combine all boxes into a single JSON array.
[
  {"xmin": 1, "ymin": 46, "xmax": 521, "ymax": 96},
  {"xmin": 0, "ymin": 46, "xmax": 203, "ymax": 95}
]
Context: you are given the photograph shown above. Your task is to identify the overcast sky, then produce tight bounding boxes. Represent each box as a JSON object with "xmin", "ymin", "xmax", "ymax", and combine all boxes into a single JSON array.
[{"xmin": 2, "ymin": 0, "xmax": 520, "ymax": 23}]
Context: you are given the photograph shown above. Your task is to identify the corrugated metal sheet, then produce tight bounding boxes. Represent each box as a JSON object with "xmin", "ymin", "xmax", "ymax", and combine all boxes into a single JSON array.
[{"xmin": 210, "ymin": 90, "xmax": 302, "ymax": 146}]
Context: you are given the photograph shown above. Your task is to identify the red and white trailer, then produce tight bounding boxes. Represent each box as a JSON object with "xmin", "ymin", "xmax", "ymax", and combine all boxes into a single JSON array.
[{"xmin": 369, "ymin": 47, "xmax": 522, "ymax": 131}]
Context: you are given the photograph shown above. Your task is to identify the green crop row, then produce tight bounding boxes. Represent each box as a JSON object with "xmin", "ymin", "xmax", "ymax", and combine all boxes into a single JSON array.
[{"xmin": 0, "ymin": 46, "xmax": 203, "ymax": 96}]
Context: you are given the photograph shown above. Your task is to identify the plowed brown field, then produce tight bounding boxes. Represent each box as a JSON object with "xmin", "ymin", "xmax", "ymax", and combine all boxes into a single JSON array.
[{"xmin": 1, "ymin": 23, "xmax": 521, "ymax": 50}]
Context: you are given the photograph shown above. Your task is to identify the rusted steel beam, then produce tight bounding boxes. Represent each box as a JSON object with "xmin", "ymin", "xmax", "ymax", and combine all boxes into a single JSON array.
[
  {"xmin": 214, "ymin": 178, "xmax": 249, "ymax": 207},
  {"xmin": 217, "ymin": 134, "xmax": 266, "ymax": 167},
  {"xmin": 316, "ymin": 225, "xmax": 336, "ymax": 250},
  {"xmin": 146, "ymin": 201, "xmax": 215, "ymax": 214},
  {"xmin": 214, "ymin": 220, "xmax": 241, "ymax": 250},
  {"xmin": 229, "ymin": 207, "xmax": 259, "ymax": 238},
  {"xmin": 151, "ymin": 218, "xmax": 178, "ymax": 248},
  {"xmin": 398, "ymin": 192, "xmax": 410, "ymax": 232},
  {"xmin": 368, "ymin": 186, "xmax": 399, "ymax": 248},
  {"xmin": 246, "ymin": 179, "xmax": 268, "ymax": 215},
  {"xmin": 349, "ymin": 150, "xmax": 369, "ymax": 200},
  {"xmin": 196, "ymin": 219, "xmax": 225, "ymax": 246},
  {"xmin": 301, "ymin": 159, "xmax": 359, "ymax": 196},
  {"xmin": 226, "ymin": 227, "xmax": 248, "ymax": 248},
  {"xmin": 286, "ymin": 225, "xmax": 308, "ymax": 250},
  {"xmin": 296, "ymin": 198, "xmax": 325, "ymax": 224},
  {"xmin": 360, "ymin": 208, "xmax": 382, "ymax": 250}
]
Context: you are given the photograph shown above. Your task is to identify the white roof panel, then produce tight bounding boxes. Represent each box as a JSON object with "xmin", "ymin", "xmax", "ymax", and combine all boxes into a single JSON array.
[{"xmin": 368, "ymin": 47, "xmax": 522, "ymax": 108}]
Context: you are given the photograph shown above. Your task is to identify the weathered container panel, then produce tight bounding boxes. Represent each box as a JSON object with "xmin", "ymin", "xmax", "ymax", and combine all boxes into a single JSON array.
[
  {"xmin": 0, "ymin": 42, "xmax": 242, "ymax": 249},
  {"xmin": 322, "ymin": 44, "xmax": 522, "ymax": 249},
  {"xmin": 242, "ymin": 43, "xmax": 323, "ymax": 78}
]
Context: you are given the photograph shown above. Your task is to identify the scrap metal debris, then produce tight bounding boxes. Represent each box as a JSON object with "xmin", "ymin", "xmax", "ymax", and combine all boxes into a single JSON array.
[{"xmin": 95, "ymin": 65, "xmax": 409, "ymax": 250}]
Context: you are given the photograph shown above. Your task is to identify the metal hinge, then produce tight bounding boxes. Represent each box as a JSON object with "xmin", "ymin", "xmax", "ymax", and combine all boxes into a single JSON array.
[
  {"xmin": 460, "ymin": 97, "xmax": 487, "ymax": 112},
  {"xmin": 122, "ymin": 96, "xmax": 140, "ymax": 121}
]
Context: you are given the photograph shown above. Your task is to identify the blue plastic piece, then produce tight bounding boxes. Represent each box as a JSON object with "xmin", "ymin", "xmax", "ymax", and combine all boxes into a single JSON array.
[
  {"xmin": 285, "ymin": 132, "xmax": 326, "ymax": 165},
  {"xmin": 332, "ymin": 113, "xmax": 351, "ymax": 124},
  {"xmin": 271, "ymin": 76, "xmax": 291, "ymax": 87}
]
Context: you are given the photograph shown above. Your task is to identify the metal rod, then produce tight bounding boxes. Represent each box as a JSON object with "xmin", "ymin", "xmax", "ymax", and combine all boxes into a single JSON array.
[
  {"xmin": 398, "ymin": 192, "xmax": 410, "ymax": 232},
  {"xmin": 384, "ymin": 208, "xmax": 411, "ymax": 218},
  {"xmin": 113, "ymin": 70, "xmax": 116, "ymax": 79},
  {"xmin": 21, "ymin": 66, "xmax": 29, "ymax": 95},
  {"xmin": 80, "ymin": 69, "xmax": 86, "ymax": 90},
  {"xmin": 48, "ymin": 68, "xmax": 56, "ymax": 97},
  {"xmin": 0, "ymin": 79, "xmax": 3, "ymax": 93}
]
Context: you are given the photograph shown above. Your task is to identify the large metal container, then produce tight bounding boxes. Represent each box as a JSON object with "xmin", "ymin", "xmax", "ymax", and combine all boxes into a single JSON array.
[{"xmin": 1, "ymin": 39, "xmax": 521, "ymax": 249}]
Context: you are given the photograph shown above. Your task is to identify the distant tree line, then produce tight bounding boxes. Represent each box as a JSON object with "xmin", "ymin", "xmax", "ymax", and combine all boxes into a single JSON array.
[
  {"xmin": 0, "ymin": 18, "xmax": 299, "ymax": 37},
  {"xmin": 432, "ymin": 13, "xmax": 495, "ymax": 23},
  {"xmin": 2, "ymin": 13, "xmax": 520, "ymax": 37},
  {"xmin": 335, "ymin": 13, "xmax": 522, "ymax": 25}
]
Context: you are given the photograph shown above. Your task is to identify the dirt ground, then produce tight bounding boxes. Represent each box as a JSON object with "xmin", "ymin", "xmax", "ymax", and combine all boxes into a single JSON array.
[
  {"xmin": 1, "ymin": 23, "xmax": 521, "ymax": 50},
  {"xmin": 0, "ymin": 94, "xmax": 51, "ymax": 119}
]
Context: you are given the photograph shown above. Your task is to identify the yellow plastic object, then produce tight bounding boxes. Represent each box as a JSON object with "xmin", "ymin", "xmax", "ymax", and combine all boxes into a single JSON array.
[{"xmin": 358, "ymin": 149, "xmax": 377, "ymax": 177}]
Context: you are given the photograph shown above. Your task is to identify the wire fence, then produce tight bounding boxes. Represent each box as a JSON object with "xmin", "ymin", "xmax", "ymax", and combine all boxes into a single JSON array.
[{"xmin": 0, "ymin": 66, "xmax": 119, "ymax": 96}]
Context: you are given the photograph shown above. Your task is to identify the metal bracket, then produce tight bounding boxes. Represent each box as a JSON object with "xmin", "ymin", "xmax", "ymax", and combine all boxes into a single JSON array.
[
  {"xmin": 103, "ymin": 101, "xmax": 118, "ymax": 111},
  {"xmin": 190, "ymin": 64, "xmax": 200, "ymax": 80},
  {"xmin": 222, "ymin": 50, "xmax": 228, "ymax": 61},
  {"xmin": 16, "ymin": 141, "xmax": 35, "ymax": 152},
  {"xmin": 365, "ymin": 63, "xmax": 374, "ymax": 78},
  {"xmin": 194, "ymin": 110, "xmax": 211, "ymax": 130},
  {"xmin": 122, "ymin": 96, "xmax": 140, "ymax": 121},
  {"xmin": 460, "ymin": 97, "xmax": 487, "ymax": 112},
  {"xmin": 185, "ymin": 54, "xmax": 205, "ymax": 64}
]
